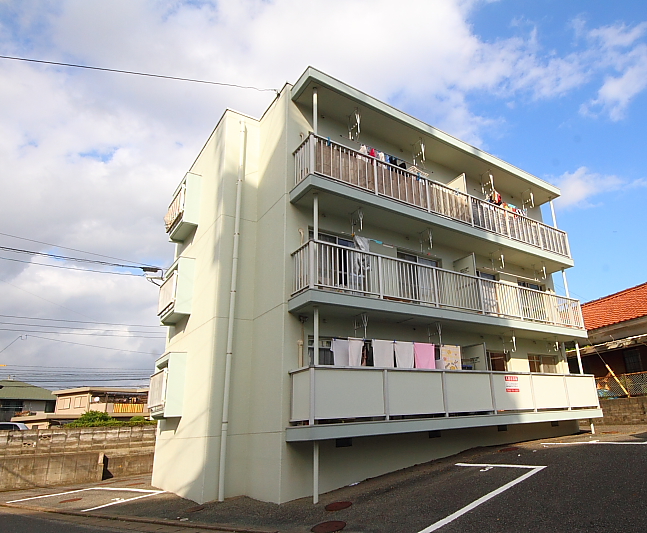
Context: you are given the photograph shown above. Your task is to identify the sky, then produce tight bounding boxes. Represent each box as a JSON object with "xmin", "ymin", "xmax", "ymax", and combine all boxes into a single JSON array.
[{"xmin": 0, "ymin": 0, "xmax": 646, "ymax": 389}]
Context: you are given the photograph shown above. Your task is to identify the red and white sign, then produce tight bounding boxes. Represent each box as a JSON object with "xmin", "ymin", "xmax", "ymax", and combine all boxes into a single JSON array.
[{"xmin": 505, "ymin": 375, "xmax": 520, "ymax": 393}]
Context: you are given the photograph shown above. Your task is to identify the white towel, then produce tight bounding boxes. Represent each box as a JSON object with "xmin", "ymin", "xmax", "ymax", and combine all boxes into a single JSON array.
[
  {"xmin": 394, "ymin": 341, "xmax": 415, "ymax": 368},
  {"xmin": 372, "ymin": 340, "xmax": 395, "ymax": 368},
  {"xmin": 332, "ymin": 338, "xmax": 349, "ymax": 366},
  {"xmin": 348, "ymin": 338, "xmax": 364, "ymax": 367}
]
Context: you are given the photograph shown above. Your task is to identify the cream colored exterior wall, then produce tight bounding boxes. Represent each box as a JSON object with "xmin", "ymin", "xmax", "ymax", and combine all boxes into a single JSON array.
[{"xmin": 151, "ymin": 73, "xmax": 594, "ymax": 505}]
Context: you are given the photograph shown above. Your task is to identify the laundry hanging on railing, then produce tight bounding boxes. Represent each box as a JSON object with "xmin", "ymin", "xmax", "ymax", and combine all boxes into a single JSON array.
[
  {"xmin": 414, "ymin": 342, "xmax": 435, "ymax": 369},
  {"xmin": 395, "ymin": 341, "xmax": 415, "ymax": 368},
  {"xmin": 440, "ymin": 345, "xmax": 462, "ymax": 370},
  {"xmin": 348, "ymin": 338, "xmax": 364, "ymax": 367},
  {"xmin": 372, "ymin": 339, "xmax": 395, "ymax": 368},
  {"xmin": 332, "ymin": 338, "xmax": 350, "ymax": 366},
  {"xmin": 359, "ymin": 144, "xmax": 408, "ymax": 169}
]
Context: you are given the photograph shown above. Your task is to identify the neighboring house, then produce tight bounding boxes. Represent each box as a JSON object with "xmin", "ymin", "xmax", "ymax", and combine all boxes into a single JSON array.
[
  {"xmin": 148, "ymin": 67, "xmax": 602, "ymax": 505},
  {"xmin": 572, "ymin": 282, "xmax": 647, "ymax": 391},
  {"xmin": 0, "ymin": 379, "xmax": 56, "ymax": 425},
  {"xmin": 11, "ymin": 387, "xmax": 149, "ymax": 429}
]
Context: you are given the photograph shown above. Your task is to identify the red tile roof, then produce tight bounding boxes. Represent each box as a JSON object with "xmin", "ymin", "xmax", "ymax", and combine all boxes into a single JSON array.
[{"xmin": 582, "ymin": 282, "xmax": 647, "ymax": 331}]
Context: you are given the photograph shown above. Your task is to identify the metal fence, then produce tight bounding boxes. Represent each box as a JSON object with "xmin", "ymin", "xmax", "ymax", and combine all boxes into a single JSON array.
[
  {"xmin": 292, "ymin": 240, "xmax": 584, "ymax": 329},
  {"xmin": 596, "ymin": 371, "xmax": 647, "ymax": 398},
  {"xmin": 294, "ymin": 133, "xmax": 570, "ymax": 257}
]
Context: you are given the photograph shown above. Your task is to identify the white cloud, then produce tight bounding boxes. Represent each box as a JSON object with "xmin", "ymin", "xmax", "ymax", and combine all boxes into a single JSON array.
[
  {"xmin": 580, "ymin": 44, "xmax": 647, "ymax": 120},
  {"xmin": 553, "ymin": 166, "xmax": 629, "ymax": 208}
]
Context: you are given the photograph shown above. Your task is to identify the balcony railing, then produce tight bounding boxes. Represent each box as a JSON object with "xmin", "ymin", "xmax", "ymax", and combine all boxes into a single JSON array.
[
  {"xmin": 292, "ymin": 240, "xmax": 584, "ymax": 329},
  {"xmin": 294, "ymin": 134, "xmax": 570, "ymax": 258},
  {"xmin": 112, "ymin": 403, "xmax": 146, "ymax": 414},
  {"xmin": 158, "ymin": 271, "xmax": 178, "ymax": 316},
  {"xmin": 290, "ymin": 366, "xmax": 599, "ymax": 424},
  {"xmin": 164, "ymin": 184, "xmax": 185, "ymax": 233}
]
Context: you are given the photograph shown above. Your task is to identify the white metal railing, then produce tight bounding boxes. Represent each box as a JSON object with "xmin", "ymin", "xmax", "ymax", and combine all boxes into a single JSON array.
[
  {"xmin": 289, "ymin": 366, "xmax": 599, "ymax": 424},
  {"xmin": 292, "ymin": 240, "xmax": 584, "ymax": 329},
  {"xmin": 158, "ymin": 271, "xmax": 178, "ymax": 316},
  {"xmin": 148, "ymin": 369, "xmax": 167, "ymax": 411},
  {"xmin": 164, "ymin": 184, "xmax": 186, "ymax": 233},
  {"xmin": 294, "ymin": 134, "xmax": 570, "ymax": 257}
]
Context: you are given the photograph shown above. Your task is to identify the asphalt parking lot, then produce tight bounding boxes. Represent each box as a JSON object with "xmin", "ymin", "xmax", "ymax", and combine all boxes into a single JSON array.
[{"xmin": 2, "ymin": 425, "xmax": 647, "ymax": 533}]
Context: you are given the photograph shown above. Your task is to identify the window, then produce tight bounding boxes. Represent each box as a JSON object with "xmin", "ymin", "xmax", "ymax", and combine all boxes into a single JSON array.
[
  {"xmin": 624, "ymin": 348, "xmax": 643, "ymax": 373},
  {"xmin": 396, "ymin": 252, "xmax": 439, "ymax": 303},
  {"xmin": 59, "ymin": 397, "xmax": 71, "ymax": 410},
  {"xmin": 0, "ymin": 400, "xmax": 24, "ymax": 414},
  {"xmin": 308, "ymin": 336, "xmax": 333, "ymax": 365},
  {"xmin": 487, "ymin": 351, "xmax": 507, "ymax": 371},
  {"xmin": 529, "ymin": 354, "xmax": 558, "ymax": 373},
  {"xmin": 518, "ymin": 280, "xmax": 542, "ymax": 291},
  {"xmin": 478, "ymin": 271, "xmax": 498, "ymax": 314},
  {"xmin": 73, "ymin": 396, "xmax": 84, "ymax": 409}
]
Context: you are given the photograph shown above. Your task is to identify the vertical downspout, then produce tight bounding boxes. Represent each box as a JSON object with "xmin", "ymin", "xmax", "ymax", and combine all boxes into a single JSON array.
[{"xmin": 218, "ymin": 120, "xmax": 247, "ymax": 502}]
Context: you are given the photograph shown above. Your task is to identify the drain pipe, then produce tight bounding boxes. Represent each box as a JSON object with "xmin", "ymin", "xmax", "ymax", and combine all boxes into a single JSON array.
[{"xmin": 218, "ymin": 120, "xmax": 247, "ymax": 502}]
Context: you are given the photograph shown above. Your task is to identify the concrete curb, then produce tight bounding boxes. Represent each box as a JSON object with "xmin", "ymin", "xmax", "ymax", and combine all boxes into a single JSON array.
[{"xmin": 1, "ymin": 502, "xmax": 279, "ymax": 533}]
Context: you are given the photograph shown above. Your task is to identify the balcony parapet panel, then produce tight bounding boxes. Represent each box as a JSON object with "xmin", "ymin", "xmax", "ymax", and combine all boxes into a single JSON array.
[
  {"xmin": 293, "ymin": 134, "xmax": 570, "ymax": 258},
  {"xmin": 291, "ymin": 240, "xmax": 584, "ymax": 331},
  {"xmin": 287, "ymin": 366, "xmax": 601, "ymax": 441},
  {"xmin": 164, "ymin": 172, "xmax": 201, "ymax": 242},
  {"xmin": 158, "ymin": 257, "xmax": 195, "ymax": 325}
]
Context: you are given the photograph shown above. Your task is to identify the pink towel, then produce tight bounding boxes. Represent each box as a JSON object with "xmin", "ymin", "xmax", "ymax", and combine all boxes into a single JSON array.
[{"xmin": 414, "ymin": 342, "xmax": 436, "ymax": 369}]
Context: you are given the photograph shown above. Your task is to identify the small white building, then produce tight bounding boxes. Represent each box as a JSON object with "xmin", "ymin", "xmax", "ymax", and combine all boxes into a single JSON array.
[{"xmin": 149, "ymin": 67, "xmax": 602, "ymax": 504}]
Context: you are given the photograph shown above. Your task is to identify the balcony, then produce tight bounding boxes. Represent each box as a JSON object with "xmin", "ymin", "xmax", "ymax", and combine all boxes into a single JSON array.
[
  {"xmin": 158, "ymin": 257, "xmax": 195, "ymax": 325},
  {"xmin": 164, "ymin": 172, "xmax": 200, "ymax": 242},
  {"xmin": 148, "ymin": 352, "xmax": 187, "ymax": 419},
  {"xmin": 287, "ymin": 366, "xmax": 601, "ymax": 441},
  {"xmin": 291, "ymin": 240, "xmax": 584, "ymax": 331},
  {"xmin": 293, "ymin": 134, "xmax": 570, "ymax": 258}
]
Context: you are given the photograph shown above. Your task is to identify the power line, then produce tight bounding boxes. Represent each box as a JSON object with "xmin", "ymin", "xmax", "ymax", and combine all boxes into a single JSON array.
[
  {"xmin": 0, "ymin": 55, "xmax": 278, "ymax": 93},
  {"xmin": 0, "ymin": 328, "xmax": 166, "ymax": 339},
  {"xmin": 0, "ymin": 245, "xmax": 161, "ymax": 271},
  {"xmin": 0, "ymin": 314, "xmax": 161, "ymax": 328},
  {"xmin": 0, "ymin": 231, "xmax": 161, "ymax": 269},
  {"xmin": 0, "ymin": 321, "xmax": 161, "ymax": 335},
  {"xmin": 0, "ymin": 255, "xmax": 146, "ymax": 276},
  {"xmin": 22, "ymin": 335, "xmax": 161, "ymax": 354}
]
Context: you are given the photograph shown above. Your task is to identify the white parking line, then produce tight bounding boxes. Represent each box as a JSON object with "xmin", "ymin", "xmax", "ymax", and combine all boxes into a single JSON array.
[
  {"xmin": 418, "ymin": 463, "xmax": 547, "ymax": 533},
  {"xmin": 542, "ymin": 440, "xmax": 647, "ymax": 446},
  {"xmin": 6, "ymin": 486, "xmax": 165, "ymax": 512},
  {"xmin": 79, "ymin": 490, "xmax": 165, "ymax": 512}
]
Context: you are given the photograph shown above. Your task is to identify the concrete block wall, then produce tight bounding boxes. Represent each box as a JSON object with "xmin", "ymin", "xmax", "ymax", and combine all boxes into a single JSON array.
[
  {"xmin": 0, "ymin": 426, "xmax": 156, "ymax": 456},
  {"xmin": 598, "ymin": 397, "xmax": 647, "ymax": 425},
  {"xmin": 0, "ymin": 426, "xmax": 156, "ymax": 491}
]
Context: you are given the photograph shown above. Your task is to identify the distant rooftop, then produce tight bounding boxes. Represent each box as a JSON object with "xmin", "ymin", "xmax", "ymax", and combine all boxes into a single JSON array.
[
  {"xmin": 0, "ymin": 379, "xmax": 56, "ymax": 401},
  {"xmin": 582, "ymin": 282, "xmax": 647, "ymax": 331},
  {"xmin": 53, "ymin": 386, "xmax": 148, "ymax": 396}
]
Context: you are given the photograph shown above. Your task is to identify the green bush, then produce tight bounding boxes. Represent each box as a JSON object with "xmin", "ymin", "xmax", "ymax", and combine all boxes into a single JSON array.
[{"xmin": 66, "ymin": 411, "xmax": 156, "ymax": 428}]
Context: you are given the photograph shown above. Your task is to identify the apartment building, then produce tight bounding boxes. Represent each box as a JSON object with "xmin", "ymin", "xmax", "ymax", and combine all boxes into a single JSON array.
[{"xmin": 149, "ymin": 67, "xmax": 602, "ymax": 505}]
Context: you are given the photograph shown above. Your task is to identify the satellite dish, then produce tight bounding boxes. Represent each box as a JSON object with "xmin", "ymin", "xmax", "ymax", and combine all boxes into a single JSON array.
[{"xmin": 92, "ymin": 397, "xmax": 100, "ymax": 403}]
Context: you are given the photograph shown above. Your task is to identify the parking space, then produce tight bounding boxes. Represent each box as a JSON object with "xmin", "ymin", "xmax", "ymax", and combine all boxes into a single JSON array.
[
  {"xmin": 2, "ymin": 427, "xmax": 647, "ymax": 532},
  {"xmin": 6, "ymin": 486, "xmax": 165, "ymax": 513}
]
